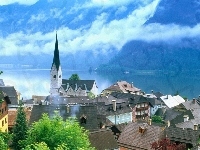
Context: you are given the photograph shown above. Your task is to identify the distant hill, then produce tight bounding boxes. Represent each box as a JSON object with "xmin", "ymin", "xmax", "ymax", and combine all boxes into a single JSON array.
[{"xmin": 97, "ymin": 0, "xmax": 200, "ymax": 74}]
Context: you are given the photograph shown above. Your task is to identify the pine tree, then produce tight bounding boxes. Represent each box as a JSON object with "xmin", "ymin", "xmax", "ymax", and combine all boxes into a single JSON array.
[{"xmin": 12, "ymin": 101, "xmax": 28, "ymax": 150}]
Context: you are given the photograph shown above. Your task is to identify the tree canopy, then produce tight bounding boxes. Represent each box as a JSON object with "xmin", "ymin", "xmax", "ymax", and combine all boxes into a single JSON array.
[
  {"xmin": 151, "ymin": 115, "xmax": 163, "ymax": 123},
  {"xmin": 0, "ymin": 136, "xmax": 7, "ymax": 150},
  {"xmin": 12, "ymin": 102, "xmax": 28, "ymax": 150},
  {"xmin": 69, "ymin": 74, "xmax": 80, "ymax": 80},
  {"xmin": 21, "ymin": 113, "xmax": 94, "ymax": 150}
]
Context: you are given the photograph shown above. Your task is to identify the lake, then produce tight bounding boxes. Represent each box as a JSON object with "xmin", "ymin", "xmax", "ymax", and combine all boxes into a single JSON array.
[{"xmin": 1, "ymin": 68, "xmax": 200, "ymax": 100}]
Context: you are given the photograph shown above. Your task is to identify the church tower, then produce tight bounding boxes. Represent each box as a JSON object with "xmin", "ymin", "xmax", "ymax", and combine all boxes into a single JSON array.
[{"xmin": 50, "ymin": 33, "xmax": 62, "ymax": 96}]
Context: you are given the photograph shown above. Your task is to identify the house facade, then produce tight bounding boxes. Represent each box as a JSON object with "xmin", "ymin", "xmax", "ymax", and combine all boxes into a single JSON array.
[{"xmin": 0, "ymin": 91, "xmax": 11, "ymax": 132}]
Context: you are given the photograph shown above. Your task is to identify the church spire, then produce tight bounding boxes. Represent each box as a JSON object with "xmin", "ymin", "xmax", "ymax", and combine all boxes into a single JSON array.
[{"xmin": 52, "ymin": 32, "xmax": 60, "ymax": 70}]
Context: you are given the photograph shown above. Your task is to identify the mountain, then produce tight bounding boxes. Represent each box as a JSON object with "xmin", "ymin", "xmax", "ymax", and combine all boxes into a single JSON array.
[
  {"xmin": 146, "ymin": 0, "xmax": 200, "ymax": 26},
  {"xmin": 97, "ymin": 0, "xmax": 200, "ymax": 74}
]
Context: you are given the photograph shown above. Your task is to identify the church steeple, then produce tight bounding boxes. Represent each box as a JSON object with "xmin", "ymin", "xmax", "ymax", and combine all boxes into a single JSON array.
[{"xmin": 52, "ymin": 32, "xmax": 60, "ymax": 71}]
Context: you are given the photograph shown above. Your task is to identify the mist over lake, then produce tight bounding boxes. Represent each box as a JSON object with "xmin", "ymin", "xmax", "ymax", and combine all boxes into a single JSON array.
[{"xmin": 1, "ymin": 68, "xmax": 199, "ymax": 100}]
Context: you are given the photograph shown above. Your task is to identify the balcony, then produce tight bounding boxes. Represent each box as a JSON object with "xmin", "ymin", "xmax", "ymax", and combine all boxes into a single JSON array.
[
  {"xmin": 136, "ymin": 113, "xmax": 148, "ymax": 119},
  {"xmin": 136, "ymin": 105, "xmax": 149, "ymax": 111}
]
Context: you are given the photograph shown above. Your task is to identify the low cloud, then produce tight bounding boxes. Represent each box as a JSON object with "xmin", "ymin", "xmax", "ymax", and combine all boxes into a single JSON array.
[
  {"xmin": 0, "ymin": 0, "xmax": 161, "ymax": 56},
  {"xmin": 1, "ymin": 0, "xmax": 200, "ymax": 56},
  {"xmin": 0, "ymin": 0, "xmax": 39, "ymax": 6},
  {"xmin": 84, "ymin": 0, "xmax": 153, "ymax": 8}
]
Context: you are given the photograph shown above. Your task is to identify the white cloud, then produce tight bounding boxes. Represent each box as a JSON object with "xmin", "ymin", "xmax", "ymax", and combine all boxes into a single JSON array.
[
  {"xmin": 86, "ymin": 0, "xmax": 152, "ymax": 8},
  {"xmin": 67, "ymin": 0, "xmax": 153, "ymax": 14},
  {"xmin": 0, "ymin": 0, "xmax": 39, "ymax": 6},
  {"xmin": 28, "ymin": 13, "xmax": 48, "ymax": 23},
  {"xmin": 70, "ymin": 14, "xmax": 84, "ymax": 24},
  {"xmin": 2, "ymin": 0, "xmax": 200, "ymax": 57},
  {"xmin": 115, "ymin": 6, "xmax": 127, "ymax": 16},
  {"xmin": 0, "ymin": 0, "xmax": 161, "ymax": 56}
]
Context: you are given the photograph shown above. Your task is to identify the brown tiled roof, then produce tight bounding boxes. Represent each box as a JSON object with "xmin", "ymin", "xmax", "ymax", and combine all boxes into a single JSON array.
[
  {"xmin": 89, "ymin": 129, "xmax": 118, "ymax": 150},
  {"xmin": 105, "ymin": 81, "xmax": 140, "ymax": 93},
  {"xmin": 118, "ymin": 122, "xmax": 165, "ymax": 150},
  {"xmin": 8, "ymin": 108, "xmax": 32, "ymax": 127}
]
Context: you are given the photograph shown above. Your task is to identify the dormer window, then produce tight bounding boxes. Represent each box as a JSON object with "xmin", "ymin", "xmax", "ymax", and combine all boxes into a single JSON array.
[{"xmin": 80, "ymin": 115, "xmax": 87, "ymax": 124}]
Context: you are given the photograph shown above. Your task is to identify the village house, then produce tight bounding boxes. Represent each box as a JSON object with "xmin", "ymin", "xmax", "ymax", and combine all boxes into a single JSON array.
[
  {"xmin": 0, "ymin": 90, "xmax": 11, "ymax": 132},
  {"xmin": 0, "ymin": 84, "xmax": 19, "ymax": 107},
  {"xmin": 111, "ymin": 92, "xmax": 154, "ymax": 122},
  {"xmin": 101, "ymin": 80, "xmax": 141, "ymax": 96},
  {"xmin": 160, "ymin": 94, "xmax": 185, "ymax": 108},
  {"xmin": 144, "ymin": 91, "xmax": 164, "ymax": 116}
]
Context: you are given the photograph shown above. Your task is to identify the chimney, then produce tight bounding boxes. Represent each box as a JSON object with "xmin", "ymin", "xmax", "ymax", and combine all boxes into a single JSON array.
[
  {"xmin": 193, "ymin": 98, "xmax": 196, "ymax": 104},
  {"xmin": 183, "ymin": 115, "xmax": 189, "ymax": 122},
  {"xmin": 167, "ymin": 120, "xmax": 170, "ymax": 127},
  {"xmin": 131, "ymin": 82, "xmax": 134, "ymax": 88},
  {"xmin": 151, "ymin": 90, "xmax": 154, "ymax": 94},
  {"xmin": 149, "ymin": 119, "xmax": 152, "ymax": 125},
  {"xmin": 194, "ymin": 124, "xmax": 198, "ymax": 130},
  {"xmin": 112, "ymin": 100, "xmax": 116, "ymax": 111}
]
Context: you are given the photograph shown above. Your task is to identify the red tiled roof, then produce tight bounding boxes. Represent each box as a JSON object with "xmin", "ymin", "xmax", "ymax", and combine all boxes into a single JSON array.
[{"xmin": 8, "ymin": 108, "xmax": 32, "ymax": 127}]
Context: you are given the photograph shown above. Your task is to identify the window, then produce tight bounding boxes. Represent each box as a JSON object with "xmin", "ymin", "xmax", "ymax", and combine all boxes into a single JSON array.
[
  {"xmin": 2, "ymin": 120, "xmax": 4, "ymax": 127},
  {"xmin": 5, "ymin": 106, "xmax": 6, "ymax": 111},
  {"xmin": 5, "ymin": 118, "xmax": 7, "ymax": 124},
  {"xmin": 80, "ymin": 115, "xmax": 87, "ymax": 124},
  {"xmin": 59, "ymin": 75, "xmax": 61, "ymax": 78},
  {"xmin": 53, "ymin": 75, "xmax": 56, "ymax": 78}
]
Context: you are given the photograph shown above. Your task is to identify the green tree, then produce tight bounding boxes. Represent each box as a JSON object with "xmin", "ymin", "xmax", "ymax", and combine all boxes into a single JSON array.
[
  {"xmin": 0, "ymin": 131, "xmax": 11, "ymax": 145},
  {"xmin": 69, "ymin": 74, "xmax": 80, "ymax": 80},
  {"xmin": 23, "ymin": 142, "xmax": 50, "ymax": 150},
  {"xmin": 0, "ymin": 136, "xmax": 7, "ymax": 150},
  {"xmin": 12, "ymin": 102, "xmax": 28, "ymax": 150},
  {"xmin": 21, "ymin": 113, "xmax": 94, "ymax": 150},
  {"xmin": 151, "ymin": 115, "xmax": 163, "ymax": 123}
]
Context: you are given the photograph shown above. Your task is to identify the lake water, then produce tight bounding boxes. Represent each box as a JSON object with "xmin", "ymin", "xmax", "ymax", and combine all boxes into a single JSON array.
[{"xmin": 1, "ymin": 69, "xmax": 200, "ymax": 100}]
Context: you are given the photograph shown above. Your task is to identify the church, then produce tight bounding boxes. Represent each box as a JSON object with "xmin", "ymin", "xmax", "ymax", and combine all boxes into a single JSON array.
[{"xmin": 50, "ymin": 33, "xmax": 98, "ymax": 97}]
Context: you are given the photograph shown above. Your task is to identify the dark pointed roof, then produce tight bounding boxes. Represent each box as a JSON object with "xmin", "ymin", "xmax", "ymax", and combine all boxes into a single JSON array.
[{"xmin": 51, "ymin": 33, "xmax": 60, "ymax": 71}]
